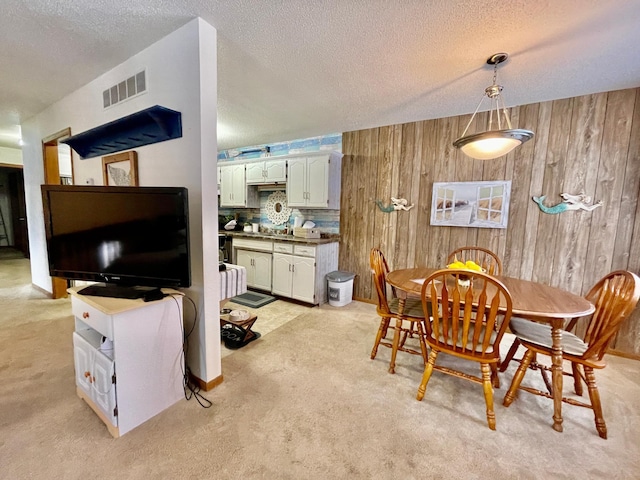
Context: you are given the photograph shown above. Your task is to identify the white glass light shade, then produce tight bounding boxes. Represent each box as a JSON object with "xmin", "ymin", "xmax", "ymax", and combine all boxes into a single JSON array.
[{"xmin": 453, "ymin": 129, "xmax": 533, "ymax": 160}]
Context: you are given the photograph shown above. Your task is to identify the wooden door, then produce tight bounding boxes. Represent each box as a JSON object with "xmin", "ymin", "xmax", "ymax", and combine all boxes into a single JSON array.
[
  {"xmin": 42, "ymin": 127, "xmax": 72, "ymax": 298},
  {"xmin": 8, "ymin": 169, "xmax": 29, "ymax": 256}
]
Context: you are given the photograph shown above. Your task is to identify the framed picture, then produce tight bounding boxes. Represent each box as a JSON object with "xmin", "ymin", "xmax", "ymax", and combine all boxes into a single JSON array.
[
  {"xmin": 102, "ymin": 151, "xmax": 138, "ymax": 186},
  {"xmin": 430, "ymin": 181, "xmax": 511, "ymax": 229}
]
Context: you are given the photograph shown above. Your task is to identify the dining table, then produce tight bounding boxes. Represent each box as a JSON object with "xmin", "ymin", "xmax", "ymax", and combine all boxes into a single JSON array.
[{"xmin": 386, "ymin": 267, "xmax": 595, "ymax": 433}]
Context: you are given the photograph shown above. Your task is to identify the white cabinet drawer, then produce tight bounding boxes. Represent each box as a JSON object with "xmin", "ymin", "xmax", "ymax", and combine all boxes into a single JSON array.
[
  {"xmin": 233, "ymin": 238, "xmax": 273, "ymax": 252},
  {"xmin": 273, "ymin": 243, "xmax": 294, "ymax": 253},
  {"xmin": 72, "ymin": 296, "xmax": 113, "ymax": 339},
  {"xmin": 294, "ymin": 245, "xmax": 316, "ymax": 257}
]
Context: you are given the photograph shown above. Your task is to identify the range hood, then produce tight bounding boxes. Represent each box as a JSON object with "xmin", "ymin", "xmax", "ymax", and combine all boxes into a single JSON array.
[{"xmin": 62, "ymin": 105, "xmax": 182, "ymax": 159}]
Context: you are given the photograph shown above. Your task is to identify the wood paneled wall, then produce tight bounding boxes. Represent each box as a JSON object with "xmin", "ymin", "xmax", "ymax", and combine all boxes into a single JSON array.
[{"xmin": 339, "ymin": 87, "xmax": 640, "ymax": 356}]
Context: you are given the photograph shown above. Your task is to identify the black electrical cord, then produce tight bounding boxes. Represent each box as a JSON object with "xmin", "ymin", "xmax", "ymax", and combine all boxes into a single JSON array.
[{"xmin": 169, "ymin": 293, "xmax": 212, "ymax": 408}]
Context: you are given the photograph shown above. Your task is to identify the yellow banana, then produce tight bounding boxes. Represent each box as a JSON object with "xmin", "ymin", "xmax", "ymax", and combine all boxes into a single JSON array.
[{"xmin": 465, "ymin": 260, "xmax": 482, "ymax": 271}]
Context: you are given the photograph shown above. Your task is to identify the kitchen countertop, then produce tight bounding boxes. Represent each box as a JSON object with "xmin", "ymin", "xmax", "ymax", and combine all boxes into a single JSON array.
[{"xmin": 223, "ymin": 231, "xmax": 339, "ymax": 245}]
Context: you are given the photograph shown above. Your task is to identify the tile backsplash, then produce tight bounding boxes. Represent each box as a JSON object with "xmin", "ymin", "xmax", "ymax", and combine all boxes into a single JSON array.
[{"xmin": 219, "ymin": 190, "xmax": 340, "ymax": 234}]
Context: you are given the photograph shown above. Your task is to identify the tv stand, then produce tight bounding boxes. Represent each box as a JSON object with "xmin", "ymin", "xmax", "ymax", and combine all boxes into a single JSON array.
[
  {"xmin": 78, "ymin": 283, "xmax": 161, "ymax": 300},
  {"xmin": 68, "ymin": 286, "xmax": 184, "ymax": 437}
]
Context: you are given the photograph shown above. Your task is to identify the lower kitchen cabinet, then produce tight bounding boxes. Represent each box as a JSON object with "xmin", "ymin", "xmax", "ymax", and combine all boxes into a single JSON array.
[
  {"xmin": 272, "ymin": 253, "xmax": 315, "ymax": 303},
  {"xmin": 232, "ymin": 236, "xmax": 339, "ymax": 305},
  {"xmin": 236, "ymin": 249, "xmax": 272, "ymax": 291}
]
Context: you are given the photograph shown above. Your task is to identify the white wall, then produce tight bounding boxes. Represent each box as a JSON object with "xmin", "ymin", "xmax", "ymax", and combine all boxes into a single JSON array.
[
  {"xmin": 0, "ymin": 146, "xmax": 22, "ymax": 165},
  {"xmin": 21, "ymin": 18, "xmax": 221, "ymax": 383}
]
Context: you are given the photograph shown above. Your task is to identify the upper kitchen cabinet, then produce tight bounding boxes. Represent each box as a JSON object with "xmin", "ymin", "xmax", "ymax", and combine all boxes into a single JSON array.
[
  {"xmin": 220, "ymin": 163, "xmax": 258, "ymax": 207},
  {"xmin": 245, "ymin": 159, "xmax": 287, "ymax": 184},
  {"xmin": 287, "ymin": 152, "xmax": 342, "ymax": 209}
]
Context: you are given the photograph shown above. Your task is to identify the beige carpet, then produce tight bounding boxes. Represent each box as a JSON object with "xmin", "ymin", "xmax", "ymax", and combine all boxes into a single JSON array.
[{"xmin": 1, "ymin": 251, "xmax": 640, "ymax": 479}]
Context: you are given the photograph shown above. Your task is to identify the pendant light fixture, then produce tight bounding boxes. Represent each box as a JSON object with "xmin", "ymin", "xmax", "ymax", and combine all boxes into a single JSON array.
[{"xmin": 453, "ymin": 53, "xmax": 534, "ymax": 160}]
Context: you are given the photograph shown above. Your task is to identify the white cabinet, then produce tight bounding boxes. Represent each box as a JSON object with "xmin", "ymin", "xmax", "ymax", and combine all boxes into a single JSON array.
[
  {"xmin": 272, "ymin": 253, "xmax": 316, "ymax": 303},
  {"xmin": 220, "ymin": 163, "xmax": 259, "ymax": 207},
  {"xmin": 69, "ymin": 289, "xmax": 184, "ymax": 437},
  {"xmin": 220, "ymin": 163, "xmax": 245, "ymax": 206},
  {"xmin": 287, "ymin": 153, "xmax": 341, "ymax": 208},
  {"xmin": 246, "ymin": 159, "xmax": 287, "ymax": 184},
  {"xmin": 272, "ymin": 242, "xmax": 338, "ymax": 305},
  {"xmin": 232, "ymin": 236, "xmax": 339, "ymax": 304},
  {"xmin": 236, "ymin": 249, "xmax": 273, "ymax": 292},
  {"xmin": 73, "ymin": 331, "xmax": 118, "ymax": 426}
]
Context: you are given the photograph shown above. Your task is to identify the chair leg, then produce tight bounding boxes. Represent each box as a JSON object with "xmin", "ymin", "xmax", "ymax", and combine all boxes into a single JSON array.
[
  {"xmin": 417, "ymin": 349, "xmax": 438, "ymax": 401},
  {"xmin": 503, "ymin": 348, "xmax": 535, "ymax": 407},
  {"xmin": 571, "ymin": 362, "xmax": 583, "ymax": 397},
  {"xmin": 481, "ymin": 363, "xmax": 496, "ymax": 430},
  {"xmin": 490, "ymin": 363, "xmax": 500, "ymax": 389},
  {"xmin": 584, "ymin": 366, "xmax": 607, "ymax": 439},
  {"xmin": 388, "ymin": 317, "xmax": 403, "ymax": 374},
  {"xmin": 499, "ymin": 338, "xmax": 521, "ymax": 372},
  {"xmin": 370, "ymin": 316, "xmax": 390, "ymax": 360},
  {"xmin": 416, "ymin": 321, "xmax": 428, "ymax": 365},
  {"xmin": 399, "ymin": 319, "xmax": 410, "ymax": 348}
]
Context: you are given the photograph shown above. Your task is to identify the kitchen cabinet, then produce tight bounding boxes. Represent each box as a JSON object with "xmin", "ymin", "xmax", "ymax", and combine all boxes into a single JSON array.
[
  {"xmin": 236, "ymin": 249, "xmax": 272, "ymax": 292},
  {"xmin": 220, "ymin": 163, "xmax": 259, "ymax": 207},
  {"xmin": 272, "ymin": 242, "xmax": 338, "ymax": 304},
  {"xmin": 232, "ymin": 236, "xmax": 339, "ymax": 304},
  {"xmin": 245, "ymin": 159, "xmax": 287, "ymax": 184},
  {"xmin": 69, "ymin": 288, "xmax": 184, "ymax": 437},
  {"xmin": 272, "ymin": 252, "xmax": 316, "ymax": 303},
  {"xmin": 287, "ymin": 153, "xmax": 341, "ymax": 208}
]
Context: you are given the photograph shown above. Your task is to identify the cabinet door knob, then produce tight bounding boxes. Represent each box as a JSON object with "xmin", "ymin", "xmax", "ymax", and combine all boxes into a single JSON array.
[
  {"xmin": 84, "ymin": 371, "xmax": 91, "ymax": 378},
  {"xmin": 82, "ymin": 312, "xmax": 90, "ymax": 319}
]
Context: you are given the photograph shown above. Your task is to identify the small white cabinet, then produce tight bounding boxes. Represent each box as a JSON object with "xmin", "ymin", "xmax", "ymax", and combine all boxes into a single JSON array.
[
  {"xmin": 73, "ymin": 330, "xmax": 118, "ymax": 426},
  {"xmin": 245, "ymin": 159, "xmax": 287, "ymax": 184},
  {"xmin": 287, "ymin": 153, "xmax": 341, "ymax": 208},
  {"xmin": 234, "ymin": 238, "xmax": 277, "ymax": 293},
  {"xmin": 69, "ymin": 288, "xmax": 184, "ymax": 437},
  {"xmin": 272, "ymin": 252, "xmax": 316, "ymax": 303},
  {"xmin": 236, "ymin": 249, "xmax": 273, "ymax": 292},
  {"xmin": 220, "ymin": 163, "xmax": 259, "ymax": 207},
  {"xmin": 272, "ymin": 242, "xmax": 338, "ymax": 304}
]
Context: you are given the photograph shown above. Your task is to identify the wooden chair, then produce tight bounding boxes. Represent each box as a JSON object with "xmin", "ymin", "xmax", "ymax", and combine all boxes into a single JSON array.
[
  {"xmin": 370, "ymin": 248, "xmax": 428, "ymax": 374},
  {"xmin": 447, "ymin": 246, "xmax": 503, "ymax": 276},
  {"xmin": 502, "ymin": 270, "xmax": 640, "ymax": 438},
  {"xmin": 416, "ymin": 268, "xmax": 513, "ymax": 430}
]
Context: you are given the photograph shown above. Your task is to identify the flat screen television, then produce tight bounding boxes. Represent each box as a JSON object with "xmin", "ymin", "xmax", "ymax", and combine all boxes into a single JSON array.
[{"xmin": 41, "ymin": 184, "xmax": 191, "ymax": 298}]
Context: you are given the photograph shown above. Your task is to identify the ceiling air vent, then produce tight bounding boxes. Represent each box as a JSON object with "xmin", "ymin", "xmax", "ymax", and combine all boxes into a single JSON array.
[{"xmin": 103, "ymin": 70, "xmax": 146, "ymax": 109}]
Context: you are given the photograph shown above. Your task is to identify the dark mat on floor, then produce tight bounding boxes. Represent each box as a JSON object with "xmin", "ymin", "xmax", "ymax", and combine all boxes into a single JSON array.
[{"xmin": 231, "ymin": 291, "xmax": 277, "ymax": 308}]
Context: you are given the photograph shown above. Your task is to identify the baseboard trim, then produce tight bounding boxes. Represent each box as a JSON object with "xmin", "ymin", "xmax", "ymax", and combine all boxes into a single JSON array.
[
  {"xmin": 189, "ymin": 372, "xmax": 224, "ymax": 391},
  {"xmin": 354, "ymin": 296, "xmax": 376, "ymax": 305},
  {"xmin": 32, "ymin": 283, "xmax": 53, "ymax": 298},
  {"xmin": 608, "ymin": 349, "xmax": 640, "ymax": 361}
]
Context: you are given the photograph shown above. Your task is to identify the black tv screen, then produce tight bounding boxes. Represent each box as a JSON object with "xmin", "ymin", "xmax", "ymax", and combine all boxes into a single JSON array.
[{"xmin": 41, "ymin": 184, "xmax": 191, "ymax": 291}]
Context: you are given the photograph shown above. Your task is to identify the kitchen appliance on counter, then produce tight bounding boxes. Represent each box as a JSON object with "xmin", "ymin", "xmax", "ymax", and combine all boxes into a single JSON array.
[{"xmin": 219, "ymin": 233, "xmax": 232, "ymax": 263}]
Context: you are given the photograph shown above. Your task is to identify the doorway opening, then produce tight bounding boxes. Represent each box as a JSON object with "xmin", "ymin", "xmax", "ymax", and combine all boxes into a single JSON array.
[{"xmin": 42, "ymin": 127, "xmax": 73, "ymax": 299}]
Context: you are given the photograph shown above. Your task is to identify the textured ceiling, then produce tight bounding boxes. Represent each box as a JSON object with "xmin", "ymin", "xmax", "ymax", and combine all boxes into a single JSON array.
[{"xmin": 1, "ymin": 0, "xmax": 639, "ymax": 151}]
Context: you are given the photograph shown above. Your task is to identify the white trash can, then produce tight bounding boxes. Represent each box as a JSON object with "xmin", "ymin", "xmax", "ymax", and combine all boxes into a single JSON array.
[{"xmin": 326, "ymin": 271, "xmax": 355, "ymax": 307}]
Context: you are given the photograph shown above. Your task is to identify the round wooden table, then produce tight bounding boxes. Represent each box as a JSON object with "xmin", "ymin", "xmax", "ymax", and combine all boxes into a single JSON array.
[{"xmin": 386, "ymin": 267, "xmax": 595, "ymax": 433}]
